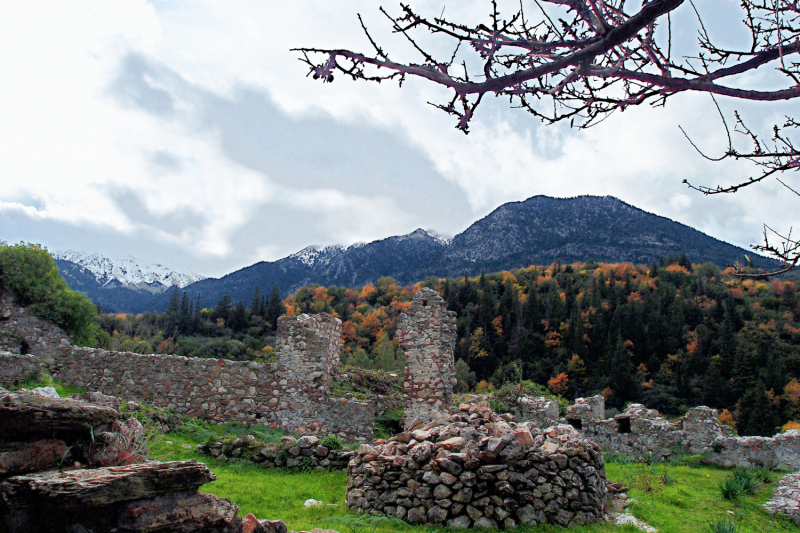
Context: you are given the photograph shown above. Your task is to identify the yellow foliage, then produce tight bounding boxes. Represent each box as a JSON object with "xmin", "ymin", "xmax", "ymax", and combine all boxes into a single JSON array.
[
  {"xmin": 475, "ymin": 380, "xmax": 494, "ymax": 393},
  {"xmin": 782, "ymin": 421, "xmax": 800, "ymax": 432},
  {"xmin": 719, "ymin": 409, "xmax": 736, "ymax": 429}
]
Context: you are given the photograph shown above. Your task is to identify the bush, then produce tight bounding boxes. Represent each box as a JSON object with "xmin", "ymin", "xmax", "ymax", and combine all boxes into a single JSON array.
[
  {"xmin": 320, "ymin": 435, "xmax": 343, "ymax": 450},
  {"xmin": 298, "ymin": 457, "xmax": 315, "ymax": 471},
  {"xmin": 0, "ymin": 242, "xmax": 99, "ymax": 345},
  {"xmin": 492, "ymin": 380, "xmax": 570, "ymax": 416}
]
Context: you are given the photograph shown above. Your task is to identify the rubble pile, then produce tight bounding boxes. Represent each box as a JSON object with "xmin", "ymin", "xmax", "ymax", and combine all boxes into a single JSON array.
[{"xmin": 346, "ymin": 401, "xmax": 607, "ymax": 529}]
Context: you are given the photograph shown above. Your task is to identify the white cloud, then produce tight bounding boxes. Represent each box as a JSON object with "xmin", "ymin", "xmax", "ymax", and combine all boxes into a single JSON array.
[{"xmin": 0, "ymin": 0, "xmax": 796, "ymax": 276}]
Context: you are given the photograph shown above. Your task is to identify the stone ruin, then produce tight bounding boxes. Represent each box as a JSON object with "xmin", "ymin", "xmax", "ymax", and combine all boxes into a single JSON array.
[
  {"xmin": 346, "ymin": 401, "xmax": 608, "ymax": 529},
  {"xmin": 0, "ymin": 387, "xmax": 288, "ymax": 533},
  {"xmin": 0, "ymin": 291, "xmax": 71, "ymax": 362},
  {"xmin": 398, "ymin": 287, "xmax": 457, "ymax": 427},
  {"xmin": 518, "ymin": 394, "xmax": 800, "ymax": 470},
  {"xmin": 197, "ymin": 434, "xmax": 357, "ymax": 470}
]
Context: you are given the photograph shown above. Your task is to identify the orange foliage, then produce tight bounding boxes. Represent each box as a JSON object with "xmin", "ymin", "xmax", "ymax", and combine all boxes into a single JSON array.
[
  {"xmin": 719, "ymin": 409, "xmax": 736, "ymax": 429},
  {"xmin": 390, "ymin": 300, "xmax": 412, "ymax": 314},
  {"xmin": 782, "ymin": 421, "xmax": 800, "ymax": 432},
  {"xmin": 501, "ymin": 271, "xmax": 517, "ymax": 283},
  {"xmin": 602, "ymin": 387, "xmax": 614, "ymax": 401},
  {"xmin": 341, "ymin": 321, "xmax": 357, "ymax": 343},
  {"xmin": 545, "ymin": 330, "xmax": 561, "ymax": 348},
  {"xmin": 665, "ymin": 264, "xmax": 691, "ymax": 275},
  {"xmin": 685, "ymin": 331, "xmax": 699, "ymax": 355},
  {"xmin": 548, "ymin": 373, "xmax": 570, "ymax": 395},
  {"xmin": 627, "ymin": 292, "xmax": 642, "ymax": 303},
  {"xmin": 784, "ymin": 378, "xmax": 800, "ymax": 406},
  {"xmin": 492, "ymin": 316, "xmax": 504, "ymax": 336},
  {"xmin": 358, "ymin": 283, "xmax": 377, "ymax": 302}
]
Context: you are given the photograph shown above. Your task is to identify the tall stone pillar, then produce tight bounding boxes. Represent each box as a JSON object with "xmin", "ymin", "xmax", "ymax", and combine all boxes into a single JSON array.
[
  {"xmin": 276, "ymin": 313, "xmax": 341, "ymax": 398},
  {"xmin": 398, "ymin": 287, "xmax": 457, "ymax": 427}
]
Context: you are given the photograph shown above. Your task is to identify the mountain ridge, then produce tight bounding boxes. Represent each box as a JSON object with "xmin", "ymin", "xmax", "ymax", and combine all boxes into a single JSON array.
[{"xmin": 55, "ymin": 195, "xmax": 777, "ymax": 313}]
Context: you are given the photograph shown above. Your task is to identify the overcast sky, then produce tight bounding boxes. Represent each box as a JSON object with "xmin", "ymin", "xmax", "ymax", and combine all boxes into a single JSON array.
[{"xmin": 0, "ymin": 0, "xmax": 796, "ymax": 277}]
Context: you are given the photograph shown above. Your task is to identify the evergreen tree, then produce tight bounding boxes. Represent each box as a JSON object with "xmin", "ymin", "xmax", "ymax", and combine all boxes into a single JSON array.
[
  {"xmin": 736, "ymin": 384, "xmax": 779, "ymax": 437},
  {"xmin": 214, "ymin": 293, "xmax": 232, "ymax": 323},
  {"xmin": 167, "ymin": 287, "xmax": 180, "ymax": 315},
  {"xmin": 251, "ymin": 286, "xmax": 262, "ymax": 315},
  {"xmin": 265, "ymin": 283, "xmax": 286, "ymax": 330}
]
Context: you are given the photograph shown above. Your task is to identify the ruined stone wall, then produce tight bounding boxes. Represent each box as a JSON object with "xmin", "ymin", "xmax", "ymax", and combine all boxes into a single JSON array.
[
  {"xmin": 398, "ymin": 288, "xmax": 457, "ymax": 426},
  {"xmin": 0, "ymin": 353, "xmax": 43, "ymax": 388},
  {"xmin": 45, "ymin": 313, "xmax": 373, "ymax": 442},
  {"xmin": 706, "ymin": 430, "xmax": 800, "ymax": 470},
  {"xmin": 0, "ymin": 292, "xmax": 71, "ymax": 362},
  {"xmin": 346, "ymin": 402, "xmax": 608, "ymax": 529}
]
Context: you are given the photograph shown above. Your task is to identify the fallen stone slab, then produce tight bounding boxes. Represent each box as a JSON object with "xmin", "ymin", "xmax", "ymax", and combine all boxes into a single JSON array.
[
  {"xmin": 0, "ymin": 460, "xmax": 214, "ymax": 510},
  {"xmin": 763, "ymin": 471, "xmax": 800, "ymax": 525},
  {"xmin": 0, "ymin": 390, "xmax": 118, "ymax": 441},
  {"xmin": 0, "ymin": 439, "xmax": 67, "ymax": 478}
]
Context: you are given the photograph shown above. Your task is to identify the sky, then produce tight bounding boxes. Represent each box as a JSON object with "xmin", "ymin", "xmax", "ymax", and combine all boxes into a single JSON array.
[{"xmin": 0, "ymin": 0, "xmax": 796, "ymax": 277}]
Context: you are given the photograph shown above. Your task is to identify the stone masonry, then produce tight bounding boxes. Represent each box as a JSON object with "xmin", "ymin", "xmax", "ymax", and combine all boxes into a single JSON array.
[
  {"xmin": 346, "ymin": 402, "xmax": 608, "ymax": 529},
  {"xmin": 0, "ymin": 353, "xmax": 43, "ymax": 388},
  {"xmin": 0, "ymin": 292, "xmax": 71, "ymax": 362},
  {"xmin": 398, "ymin": 288, "xmax": 457, "ymax": 427},
  {"xmin": 45, "ymin": 313, "xmax": 373, "ymax": 442}
]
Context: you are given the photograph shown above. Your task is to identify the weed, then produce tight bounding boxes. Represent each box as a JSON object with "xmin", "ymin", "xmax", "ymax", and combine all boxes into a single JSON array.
[
  {"xmin": 605, "ymin": 452, "xmax": 634, "ymax": 465},
  {"xmin": 320, "ymin": 435, "xmax": 343, "ymax": 451},
  {"xmin": 707, "ymin": 518, "xmax": 739, "ymax": 533},
  {"xmin": 719, "ymin": 475, "xmax": 746, "ymax": 500},
  {"xmin": 299, "ymin": 457, "xmax": 315, "ymax": 471}
]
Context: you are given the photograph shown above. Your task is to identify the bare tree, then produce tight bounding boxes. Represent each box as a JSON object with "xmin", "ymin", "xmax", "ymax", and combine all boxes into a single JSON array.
[{"xmin": 295, "ymin": 0, "xmax": 799, "ymax": 277}]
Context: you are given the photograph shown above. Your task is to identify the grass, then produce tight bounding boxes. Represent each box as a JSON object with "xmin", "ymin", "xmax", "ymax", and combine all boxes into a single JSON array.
[
  {"xmin": 152, "ymin": 430, "xmax": 797, "ymax": 533},
  {"xmin": 6, "ymin": 371, "xmax": 86, "ymax": 397}
]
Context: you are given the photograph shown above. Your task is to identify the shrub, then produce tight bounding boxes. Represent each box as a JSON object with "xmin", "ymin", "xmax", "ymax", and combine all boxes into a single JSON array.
[
  {"xmin": 298, "ymin": 457, "xmax": 315, "ymax": 471},
  {"xmin": 492, "ymin": 380, "xmax": 570, "ymax": 416},
  {"xmin": 719, "ymin": 475, "xmax": 746, "ymax": 500},
  {"xmin": 731, "ymin": 467, "xmax": 760, "ymax": 495},
  {"xmin": 0, "ymin": 242, "xmax": 99, "ymax": 345},
  {"xmin": 320, "ymin": 435, "xmax": 343, "ymax": 450}
]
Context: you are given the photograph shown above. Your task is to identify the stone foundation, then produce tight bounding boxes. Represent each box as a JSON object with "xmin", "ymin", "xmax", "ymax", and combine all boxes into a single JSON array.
[
  {"xmin": 346, "ymin": 402, "xmax": 607, "ymax": 529},
  {"xmin": 197, "ymin": 435, "xmax": 356, "ymax": 470},
  {"xmin": 399, "ymin": 288, "xmax": 457, "ymax": 427}
]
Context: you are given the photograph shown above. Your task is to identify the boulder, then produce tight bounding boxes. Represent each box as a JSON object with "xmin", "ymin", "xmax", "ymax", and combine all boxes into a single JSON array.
[
  {"xmin": 0, "ymin": 391, "xmax": 118, "ymax": 441},
  {"xmin": 73, "ymin": 391, "xmax": 121, "ymax": 411},
  {"xmin": 0, "ymin": 439, "xmax": 67, "ymax": 478}
]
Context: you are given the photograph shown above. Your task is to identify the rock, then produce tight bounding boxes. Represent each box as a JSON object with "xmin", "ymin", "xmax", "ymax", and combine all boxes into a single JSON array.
[
  {"xmin": 0, "ymin": 460, "xmax": 214, "ymax": 509},
  {"xmin": 473, "ymin": 517, "xmax": 498, "ymax": 529},
  {"xmin": 407, "ymin": 506, "xmax": 427, "ymax": 524},
  {"xmin": 115, "ymin": 492, "xmax": 240, "ymax": 533},
  {"xmin": 447, "ymin": 515, "xmax": 472, "ymax": 529},
  {"xmin": 30, "ymin": 387, "xmax": 58, "ymax": 398},
  {"xmin": 72, "ymin": 392, "xmax": 120, "ymax": 411},
  {"xmin": 297, "ymin": 436, "xmax": 320, "ymax": 449},
  {"xmin": 125, "ymin": 400, "xmax": 140, "ymax": 411},
  {"xmin": 0, "ymin": 439, "xmax": 68, "ymax": 477},
  {"xmin": 0, "ymin": 391, "xmax": 118, "ymax": 441},
  {"xmin": 427, "ymin": 505, "xmax": 448, "ymax": 523},
  {"xmin": 304, "ymin": 498, "xmax": 323, "ymax": 508},
  {"xmin": 433, "ymin": 484, "xmax": 452, "ymax": 499}
]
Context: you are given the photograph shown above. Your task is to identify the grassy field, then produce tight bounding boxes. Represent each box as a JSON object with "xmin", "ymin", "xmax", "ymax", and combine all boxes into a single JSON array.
[{"xmin": 151, "ymin": 432, "xmax": 798, "ymax": 533}]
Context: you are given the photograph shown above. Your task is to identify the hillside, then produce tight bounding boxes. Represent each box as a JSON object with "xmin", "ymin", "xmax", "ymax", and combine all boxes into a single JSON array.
[{"xmin": 61, "ymin": 195, "xmax": 776, "ymax": 312}]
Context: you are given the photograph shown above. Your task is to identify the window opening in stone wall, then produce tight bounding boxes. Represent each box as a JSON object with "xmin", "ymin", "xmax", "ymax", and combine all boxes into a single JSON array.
[
  {"xmin": 567, "ymin": 418, "xmax": 583, "ymax": 430},
  {"xmin": 617, "ymin": 417, "xmax": 632, "ymax": 434},
  {"xmin": 422, "ymin": 300, "xmax": 428, "ymax": 306},
  {"xmin": 20, "ymin": 340, "xmax": 30, "ymax": 355}
]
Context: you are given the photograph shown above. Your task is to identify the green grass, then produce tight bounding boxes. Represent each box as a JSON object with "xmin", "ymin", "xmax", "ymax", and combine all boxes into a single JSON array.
[
  {"xmin": 604, "ymin": 462, "xmax": 797, "ymax": 533},
  {"xmin": 7, "ymin": 372, "xmax": 86, "ymax": 397},
  {"xmin": 153, "ymin": 431, "xmax": 796, "ymax": 533}
]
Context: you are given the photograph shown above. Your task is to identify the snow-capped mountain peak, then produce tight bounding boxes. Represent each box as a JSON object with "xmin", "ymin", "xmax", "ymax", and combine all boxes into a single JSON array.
[{"xmin": 52, "ymin": 250, "xmax": 205, "ymax": 291}]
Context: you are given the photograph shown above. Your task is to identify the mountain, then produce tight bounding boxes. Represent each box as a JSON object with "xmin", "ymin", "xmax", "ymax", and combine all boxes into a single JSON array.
[
  {"xmin": 135, "ymin": 195, "xmax": 775, "ymax": 313},
  {"xmin": 52, "ymin": 251, "xmax": 205, "ymax": 313}
]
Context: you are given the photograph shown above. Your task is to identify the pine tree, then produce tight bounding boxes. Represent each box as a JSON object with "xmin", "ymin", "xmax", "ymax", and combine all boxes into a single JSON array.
[
  {"xmin": 251, "ymin": 287, "xmax": 262, "ymax": 315},
  {"xmin": 265, "ymin": 283, "xmax": 286, "ymax": 331},
  {"xmin": 167, "ymin": 287, "xmax": 180, "ymax": 315},
  {"xmin": 736, "ymin": 384, "xmax": 779, "ymax": 437},
  {"xmin": 215, "ymin": 293, "xmax": 232, "ymax": 323}
]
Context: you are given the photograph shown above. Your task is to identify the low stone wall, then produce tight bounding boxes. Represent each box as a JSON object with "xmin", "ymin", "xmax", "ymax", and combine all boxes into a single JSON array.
[
  {"xmin": 0, "ymin": 292, "xmax": 71, "ymax": 362},
  {"xmin": 0, "ymin": 352, "xmax": 42, "ymax": 388},
  {"xmin": 346, "ymin": 402, "xmax": 607, "ymax": 529},
  {"xmin": 197, "ymin": 435, "xmax": 356, "ymax": 470},
  {"xmin": 763, "ymin": 471, "xmax": 800, "ymax": 525},
  {"xmin": 707, "ymin": 430, "xmax": 800, "ymax": 470}
]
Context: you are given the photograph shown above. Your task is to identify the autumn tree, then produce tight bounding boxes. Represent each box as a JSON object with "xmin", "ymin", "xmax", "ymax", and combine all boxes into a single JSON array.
[{"xmin": 297, "ymin": 0, "xmax": 800, "ymax": 275}]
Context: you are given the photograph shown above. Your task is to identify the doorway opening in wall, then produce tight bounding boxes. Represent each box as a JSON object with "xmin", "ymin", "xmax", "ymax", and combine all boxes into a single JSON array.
[
  {"xmin": 567, "ymin": 418, "xmax": 583, "ymax": 430},
  {"xmin": 19, "ymin": 340, "xmax": 30, "ymax": 355},
  {"xmin": 618, "ymin": 417, "xmax": 632, "ymax": 434}
]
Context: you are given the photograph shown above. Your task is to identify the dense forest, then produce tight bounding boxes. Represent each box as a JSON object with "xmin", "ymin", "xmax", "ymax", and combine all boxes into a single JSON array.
[{"xmin": 94, "ymin": 256, "xmax": 800, "ymax": 437}]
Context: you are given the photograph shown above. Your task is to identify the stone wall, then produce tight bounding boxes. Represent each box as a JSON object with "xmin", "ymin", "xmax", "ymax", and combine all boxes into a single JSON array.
[
  {"xmin": 0, "ymin": 353, "xmax": 42, "ymax": 388},
  {"xmin": 346, "ymin": 402, "xmax": 608, "ymax": 529},
  {"xmin": 707, "ymin": 430, "xmax": 800, "ymax": 470},
  {"xmin": 197, "ymin": 434, "xmax": 356, "ymax": 470},
  {"xmin": 47, "ymin": 313, "xmax": 374, "ymax": 442},
  {"xmin": 398, "ymin": 288, "xmax": 457, "ymax": 427},
  {"xmin": 0, "ymin": 292, "xmax": 71, "ymax": 362}
]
